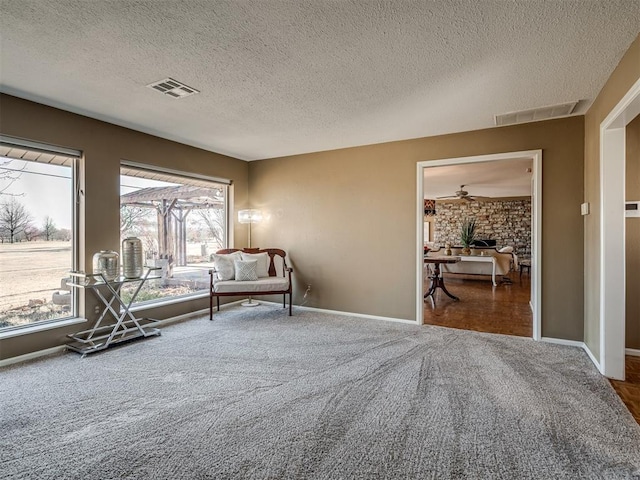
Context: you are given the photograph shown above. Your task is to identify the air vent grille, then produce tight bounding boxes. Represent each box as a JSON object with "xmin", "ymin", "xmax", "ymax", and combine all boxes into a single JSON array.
[
  {"xmin": 147, "ymin": 78, "xmax": 199, "ymax": 99},
  {"xmin": 495, "ymin": 101, "xmax": 578, "ymax": 126}
]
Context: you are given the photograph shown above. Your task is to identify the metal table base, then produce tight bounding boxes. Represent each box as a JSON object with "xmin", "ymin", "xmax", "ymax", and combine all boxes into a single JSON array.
[{"xmin": 66, "ymin": 268, "xmax": 162, "ymax": 357}]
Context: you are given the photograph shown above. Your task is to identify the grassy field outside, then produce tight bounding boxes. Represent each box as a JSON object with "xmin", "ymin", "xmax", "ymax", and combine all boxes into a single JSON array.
[
  {"xmin": 0, "ymin": 240, "xmax": 72, "ymax": 328},
  {"xmin": 0, "ymin": 240, "xmax": 71, "ymax": 309},
  {"xmin": 0, "ymin": 241, "xmax": 214, "ymax": 329}
]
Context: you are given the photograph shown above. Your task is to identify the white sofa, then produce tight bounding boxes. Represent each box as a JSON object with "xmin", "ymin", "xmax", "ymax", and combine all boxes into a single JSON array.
[
  {"xmin": 425, "ymin": 246, "xmax": 517, "ymax": 284},
  {"xmin": 209, "ymin": 248, "xmax": 293, "ymax": 319}
]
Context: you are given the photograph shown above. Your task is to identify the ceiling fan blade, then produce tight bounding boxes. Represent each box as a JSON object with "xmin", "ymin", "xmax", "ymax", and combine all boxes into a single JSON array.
[{"xmin": 436, "ymin": 195, "xmax": 457, "ymax": 199}]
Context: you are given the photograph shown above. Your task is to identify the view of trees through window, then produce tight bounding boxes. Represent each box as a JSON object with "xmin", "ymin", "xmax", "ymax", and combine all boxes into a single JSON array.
[
  {"xmin": 0, "ymin": 154, "xmax": 74, "ymax": 330},
  {"xmin": 0, "ymin": 154, "xmax": 226, "ymax": 331},
  {"xmin": 119, "ymin": 168, "xmax": 227, "ymax": 305}
]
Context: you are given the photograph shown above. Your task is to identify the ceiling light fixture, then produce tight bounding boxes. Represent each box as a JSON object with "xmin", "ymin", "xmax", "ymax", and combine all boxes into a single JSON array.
[{"xmin": 147, "ymin": 78, "xmax": 199, "ymax": 99}]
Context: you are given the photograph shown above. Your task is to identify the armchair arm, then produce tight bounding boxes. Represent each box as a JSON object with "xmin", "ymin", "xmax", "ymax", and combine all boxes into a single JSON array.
[{"xmin": 285, "ymin": 266, "xmax": 293, "ymax": 289}]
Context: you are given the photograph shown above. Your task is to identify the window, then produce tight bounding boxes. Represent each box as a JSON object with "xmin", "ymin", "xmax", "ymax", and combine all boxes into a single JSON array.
[
  {"xmin": 120, "ymin": 163, "xmax": 229, "ymax": 306},
  {"xmin": 0, "ymin": 138, "xmax": 79, "ymax": 331}
]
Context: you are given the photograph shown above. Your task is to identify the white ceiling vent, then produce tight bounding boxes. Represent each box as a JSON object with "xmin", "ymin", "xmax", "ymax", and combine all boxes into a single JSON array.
[
  {"xmin": 494, "ymin": 101, "xmax": 578, "ymax": 126},
  {"xmin": 147, "ymin": 78, "xmax": 199, "ymax": 99}
]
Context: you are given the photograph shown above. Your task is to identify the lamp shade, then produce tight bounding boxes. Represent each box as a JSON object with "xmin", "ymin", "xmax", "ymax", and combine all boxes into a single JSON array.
[{"xmin": 238, "ymin": 209, "xmax": 263, "ymax": 224}]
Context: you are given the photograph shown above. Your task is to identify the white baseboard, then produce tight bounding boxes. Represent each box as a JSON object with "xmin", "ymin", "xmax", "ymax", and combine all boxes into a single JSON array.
[
  {"xmin": 153, "ymin": 308, "xmax": 209, "ymax": 326},
  {"xmin": 582, "ymin": 344, "xmax": 601, "ymax": 370},
  {"xmin": 626, "ymin": 348, "xmax": 640, "ymax": 357},
  {"xmin": 540, "ymin": 337, "xmax": 602, "ymax": 371},
  {"xmin": 258, "ymin": 300, "xmax": 417, "ymax": 325},
  {"xmin": 540, "ymin": 336, "xmax": 584, "ymax": 348},
  {"xmin": 157, "ymin": 300, "xmax": 246, "ymax": 325},
  {"xmin": 300, "ymin": 305, "xmax": 417, "ymax": 325},
  {"xmin": 0, "ymin": 345, "xmax": 67, "ymax": 369},
  {"xmin": 0, "ymin": 301, "xmax": 245, "ymax": 368}
]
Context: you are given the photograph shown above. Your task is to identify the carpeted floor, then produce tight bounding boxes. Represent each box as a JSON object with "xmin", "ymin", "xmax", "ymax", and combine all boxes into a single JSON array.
[{"xmin": 2, "ymin": 304, "xmax": 640, "ymax": 479}]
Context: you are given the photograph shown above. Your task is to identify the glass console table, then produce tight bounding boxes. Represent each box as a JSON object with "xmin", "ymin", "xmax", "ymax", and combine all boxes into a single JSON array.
[{"xmin": 66, "ymin": 267, "xmax": 162, "ymax": 357}]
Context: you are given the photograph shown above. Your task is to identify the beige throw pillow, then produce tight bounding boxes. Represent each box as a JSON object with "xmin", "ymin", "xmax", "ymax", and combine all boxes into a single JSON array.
[
  {"xmin": 241, "ymin": 252, "xmax": 269, "ymax": 277},
  {"xmin": 212, "ymin": 252, "xmax": 242, "ymax": 280}
]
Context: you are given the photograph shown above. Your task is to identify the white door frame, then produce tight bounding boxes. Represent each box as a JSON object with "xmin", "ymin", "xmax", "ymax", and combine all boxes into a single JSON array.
[
  {"xmin": 599, "ymin": 77, "xmax": 640, "ymax": 380},
  {"xmin": 416, "ymin": 150, "xmax": 543, "ymax": 340}
]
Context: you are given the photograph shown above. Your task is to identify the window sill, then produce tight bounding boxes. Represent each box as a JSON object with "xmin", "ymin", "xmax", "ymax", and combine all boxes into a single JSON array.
[
  {"xmin": 0, "ymin": 294, "xmax": 209, "ymax": 340},
  {"xmin": 0, "ymin": 317, "xmax": 87, "ymax": 340}
]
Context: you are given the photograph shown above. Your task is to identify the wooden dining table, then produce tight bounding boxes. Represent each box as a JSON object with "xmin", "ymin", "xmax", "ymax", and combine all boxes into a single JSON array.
[{"xmin": 423, "ymin": 256, "xmax": 461, "ymax": 305}]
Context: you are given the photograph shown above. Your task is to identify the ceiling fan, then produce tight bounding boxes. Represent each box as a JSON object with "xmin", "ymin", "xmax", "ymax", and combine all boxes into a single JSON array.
[{"xmin": 436, "ymin": 185, "xmax": 488, "ymax": 202}]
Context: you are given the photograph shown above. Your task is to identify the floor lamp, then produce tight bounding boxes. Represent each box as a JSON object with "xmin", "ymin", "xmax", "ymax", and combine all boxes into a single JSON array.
[{"xmin": 238, "ymin": 208, "xmax": 263, "ymax": 307}]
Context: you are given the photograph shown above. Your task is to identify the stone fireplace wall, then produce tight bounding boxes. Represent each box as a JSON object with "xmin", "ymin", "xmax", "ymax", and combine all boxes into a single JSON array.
[{"xmin": 433, "ymin": 198, "xmax": 531, "ymax": 256}]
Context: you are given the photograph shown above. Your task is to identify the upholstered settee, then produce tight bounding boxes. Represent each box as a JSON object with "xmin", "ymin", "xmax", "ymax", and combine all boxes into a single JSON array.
[
  {"xmin": 209, "ymin": 248, "xmax": 293, "ymax": 319},
  {"xmin": 425, "ymin": 246, "xmax": 517, "ymax": 284}
]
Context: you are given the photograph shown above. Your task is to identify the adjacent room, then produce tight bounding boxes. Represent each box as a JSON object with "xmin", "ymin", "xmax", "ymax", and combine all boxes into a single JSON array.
[
  {"xmin": 422, "ymin": 157, "xmax": 534, "ymax": 337},
  {"xmin": 1, "ymin": 1, "xmax": 639, "ymax": 478}
]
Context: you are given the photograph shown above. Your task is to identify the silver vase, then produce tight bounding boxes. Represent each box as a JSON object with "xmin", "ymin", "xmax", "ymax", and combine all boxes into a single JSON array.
[
  {"xmin": 92, "ymin": 250, "xmax": 119, "ymax": 281},
  {"xmin": 122, "ymin": 237, "xmax": 144, "ymax": 278}
]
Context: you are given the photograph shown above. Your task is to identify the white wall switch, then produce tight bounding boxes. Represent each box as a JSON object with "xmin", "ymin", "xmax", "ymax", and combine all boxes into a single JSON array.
[{"xmin": 581, "ymin": 202, "xmax": 590, "ymax": 215}]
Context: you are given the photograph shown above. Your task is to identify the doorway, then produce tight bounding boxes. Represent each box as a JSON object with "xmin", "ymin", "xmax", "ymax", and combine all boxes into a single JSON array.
[
  {"xmin": 416, "ymin": 150, "xmax": 542, "ymax": 340},
  {"xmin": 600, "ymin": 78, "xmax": 640, "ymax": 380}
]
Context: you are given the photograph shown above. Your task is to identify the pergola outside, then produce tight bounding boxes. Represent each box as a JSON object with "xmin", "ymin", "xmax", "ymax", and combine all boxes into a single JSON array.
[{"xmin": 120, "ymin": 185, "xmax": 224, "ymax": 268}]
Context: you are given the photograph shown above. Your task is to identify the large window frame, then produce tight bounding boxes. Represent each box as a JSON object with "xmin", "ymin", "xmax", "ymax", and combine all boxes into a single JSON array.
[
  {"xmin": 119, "ymin": 161, "xmax": 230, "ymax": 308},
  {"xmin": 0, "ymin": 135, "xmax": 81, "ymax": 335}
]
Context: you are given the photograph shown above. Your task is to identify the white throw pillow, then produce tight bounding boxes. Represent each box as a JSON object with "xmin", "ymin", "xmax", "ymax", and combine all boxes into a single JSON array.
[
  {"xmin": 212, "ymin": 252, "xmax": 242, "ymax": 280},
  {"xmin": 241, "ymin": 252, "xmax": 270, "ymax": 277},
  {"xmin": 498, "ymin": 246, "xmax": 514, "ymax": 253},
  {"xmin": 235, "ymin": 260, "xmax": 258, "ymax": 281}
]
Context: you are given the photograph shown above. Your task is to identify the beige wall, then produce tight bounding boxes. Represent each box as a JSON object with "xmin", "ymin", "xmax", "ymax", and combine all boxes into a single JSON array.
[
  {"xmin": 249, "ymin": 116, "xmax": 584, "ymax": 339},
  {"xmin": 14, "ymin": 34, "xmax": 635, "ymax": 358},
  {"xmin": 584, "ymin": 34, "xmax": 640, "ymax": 360},
  {"xmin": 627, "ymin": 115, "xmax": 640, "ymax": 349},
  {"xmin": 0, "ymin": 94, "xmax": 249, "ymax": 360}
]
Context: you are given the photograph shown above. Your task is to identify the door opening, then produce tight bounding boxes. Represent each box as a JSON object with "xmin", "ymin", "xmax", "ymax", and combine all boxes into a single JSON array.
[
  {"xmin": 416, "ymin": 150, "xmax": 542, "ymax": 340},
  {"xmin": 599, "ymin": 77, "xmax": 640, "ymax": 380}
]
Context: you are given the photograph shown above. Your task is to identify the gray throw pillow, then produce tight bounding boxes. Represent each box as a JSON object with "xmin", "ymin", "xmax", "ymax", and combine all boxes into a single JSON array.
[{"xmin": 235, "ymin": 260, "xmax": 258, "ymax": 281}]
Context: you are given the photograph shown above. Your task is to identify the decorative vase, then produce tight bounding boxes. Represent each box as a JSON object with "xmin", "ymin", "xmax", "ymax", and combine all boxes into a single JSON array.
[
  {"xmin": 122, "ymin": 237, "xmax": 144, "ymax": 278},
  {"xmin": 445, "ymin": 243, "xmax": 452, "ymax": 256},
  {"xmin": 92, "ymin": 250, "xmax": 119, "ymax": 281},
  {"xmin": 462, "ymin": 246, "xmax": 471, "ymax": 256}
]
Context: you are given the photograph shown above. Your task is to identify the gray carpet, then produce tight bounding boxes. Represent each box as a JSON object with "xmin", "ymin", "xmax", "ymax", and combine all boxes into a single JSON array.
[{"xmin": 1, "ymin": 305, "xmax": 639, "ymax": 479}]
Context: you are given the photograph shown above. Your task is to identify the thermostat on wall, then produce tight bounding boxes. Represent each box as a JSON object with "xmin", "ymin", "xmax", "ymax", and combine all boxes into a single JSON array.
[{"xmin": 626, "ymin": 201, "xmax": 640, "ymax": 218}]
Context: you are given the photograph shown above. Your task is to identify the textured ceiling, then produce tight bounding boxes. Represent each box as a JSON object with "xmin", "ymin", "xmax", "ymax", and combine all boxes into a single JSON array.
[
  {"xmin": 424, "ymin": 158, "xmax": 533, "ymax": 199},
  {"xmin": 0, "ymin": 1, "xmax": 638, "ymax": 161}
]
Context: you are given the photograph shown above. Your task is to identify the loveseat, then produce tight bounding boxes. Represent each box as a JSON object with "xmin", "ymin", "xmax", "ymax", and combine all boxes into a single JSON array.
[
  {"xmin": 209, "ymin": 248, "xmax": 293, "ymax": 319},
  {"xmin": 425, "ymin": 246, "xmax": 517, "ymax": 285}
]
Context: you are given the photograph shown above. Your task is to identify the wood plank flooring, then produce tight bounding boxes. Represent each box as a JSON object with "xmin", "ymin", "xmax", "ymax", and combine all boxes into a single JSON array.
[
  {"xmin": 609, "ymin": 355, "xmax": 640, "ymax": 424},
  {"xmin": 423, "ymin": 271, "xmax": 532, "ymax": 337}
]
